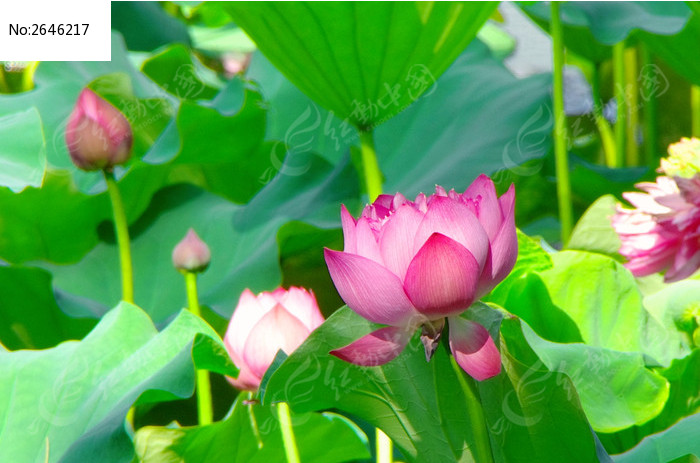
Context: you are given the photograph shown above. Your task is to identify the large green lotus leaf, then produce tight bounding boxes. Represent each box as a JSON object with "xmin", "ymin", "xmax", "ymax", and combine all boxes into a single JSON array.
[
  {"xmin": 640, "ymin": 12, "xmax": 700, "ymax": 86},
  {"xmin": 566, "ymin": 195, "xmax": 622, "ymax": 259},
  {"xmin": 134, "ymin": 395, "xmax": 369, "ymax": 463},
  {"xmin": 522, "ymin": 324, "xmax": 669, "ymax": 433},
  {"xmin": 0, "ymin": 302, "xmax": 237, "ymax": 463},
  {"xmin": 0, "ymin": 108, "xmax": 46, "ymax": 192},
  {"xmin": 261, "ymin": 305, "xmax": 601, "ymax": 463},
  {"xmin": 44, "ymin": 154, "xmax": 359, "ymax": 322},
  {"xmin": 538, "ymin": 250, "xmax": 686, "ymax": 365},
  {"xmin": 600, "ymin": 349, "xmax": 700, "ymax": 455},
  {"xmin": 224, "ymin": 1, "xmax": 497, "ymax": 127},
  {"xmin": 0, "ymin": 266, "xmax": 96, "ymax": 350},
  {"xmin": 612, "ymin": 411, "xmax": 700, "ymax": 463},
  {"xmin": 521, "ymin": 2, "xmax": 691, "ymax": 63}
]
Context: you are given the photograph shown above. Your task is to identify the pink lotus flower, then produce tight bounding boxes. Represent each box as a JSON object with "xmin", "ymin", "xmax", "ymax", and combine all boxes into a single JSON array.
[
  {"xmin": 65, "ymin": 88, "xmax": 133, "ymax": 171},
  {"xmin": 324, "ymin": 175, "xmax": 517, "ymax": 381},
  {"xmin": 613, "ymin": 175, "xmax": 700, "ymax": 282},
  {"xmin": 224, "ymin": 287, "xmax": 325, "ymax": 390}
]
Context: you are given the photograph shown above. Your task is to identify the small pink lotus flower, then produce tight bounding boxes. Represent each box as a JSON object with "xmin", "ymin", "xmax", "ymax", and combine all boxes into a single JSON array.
[
  {"xmin": 224, "ymin": 287, "xmax": 325, "ymax": 390},
  {"xmin": 172, "ymin": 228, "xmax": 211, "ymax": 273},
  {"xmin": 65, "ymin": 88, "xmax": 133, "ymax": 171},
  {"xmin": 613, "ymin": 175, "xmax": 700, "ymax": 282},
  {"xmin": 324, "ymin": 175, "xmax": 517, "ymax": 381}
]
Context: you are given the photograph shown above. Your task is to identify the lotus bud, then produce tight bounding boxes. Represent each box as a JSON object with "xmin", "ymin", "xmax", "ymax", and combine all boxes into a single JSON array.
[
  {"xmin": 224, "ymin": 287, "xmax": 325, "ymax": 391},
  {"xmin": 172, "ymin": 228, "xmax": 211, "ymax": 273},
  {"xmin": 65, "ymin": 88, "xmax": 133, "ymax": 171}
]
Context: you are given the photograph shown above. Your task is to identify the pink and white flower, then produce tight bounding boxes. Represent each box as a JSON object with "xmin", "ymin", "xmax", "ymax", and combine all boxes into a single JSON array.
[
  {"xmin": 613, "ymin": 175, "xmax": 700, "ymax": 282},
  {"xmin": 224, "ymin": 287, "xmax": 325, "ymax": 390},
  {"xmin": 324, "ymin": 175, "xmax": 517, "ymax": 381}
]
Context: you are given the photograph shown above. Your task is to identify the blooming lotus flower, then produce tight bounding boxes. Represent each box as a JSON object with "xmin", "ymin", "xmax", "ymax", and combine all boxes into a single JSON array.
[
  {"xmin": 224, "ymin": 287, "xmax": 325, "ymax": 390},
  {"xmin": 613, "ymin": 175, "xmax": 700, "ymax": 282},
  {"xmin": 65, "ymin": 88, "xmax": 133, "ymax": 171},
  {"xmin": 172, "ymin": 228, "xmax": 211, "ymax": 273},
  {"xmin": 324, "ymin": 175, "xmax": 517, "ymax": 381}
]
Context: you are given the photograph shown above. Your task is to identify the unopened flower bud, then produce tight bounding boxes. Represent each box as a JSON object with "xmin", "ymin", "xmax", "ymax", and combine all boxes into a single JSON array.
[
  {"xmin": 65, "ymin": 88, "xmax": 133, "ymax": 171},
  {"xmin": 172, "ymin": 228, "xmax": 211, "ymax": 273}
]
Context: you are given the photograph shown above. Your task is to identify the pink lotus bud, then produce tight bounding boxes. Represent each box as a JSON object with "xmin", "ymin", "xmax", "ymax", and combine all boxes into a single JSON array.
[
  {"xmin": 324, "ymin": 175, "xmax": 517, "ymax": 381},
  {"xmin": 224, "ymin": 287, "xmax": 325, "ymax": 390},
  {"xmin": 172, "ymin": 228, "xmax": 211, "ymax": 273},
  {"xmin": 613, "ymin": 174, "xmax": 700, "ymax": 282},
  {"xmin": 65, "ymin": 88, "xmax": 133, "ymax": 171}
]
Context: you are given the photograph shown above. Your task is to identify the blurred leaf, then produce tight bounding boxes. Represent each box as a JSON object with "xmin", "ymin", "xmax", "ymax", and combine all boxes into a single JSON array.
[
  {"xmin": 640, "ymin": 13, "xmax": 700, "ymax": 86},
  {"xmin": 612, "ymin": 411, "xmax": 700, "ymax": 463},
  {"xmin": 0, "ymin": 302, "xmax": 236, "ymax": 463},
  {"xmin": 567, "ymin": 195, "xmax": 622, "ymax": 258},
  {"xmin": 45, "ymin": 153, "xmax": 359, "ymax": 323},
  {"xmin": 262, "ymin": 305, "xmax": 601, "ymax": 463},
  {"xmin": 521, "ymin": 2, "xmax": 691, "ymax": 62},
  {"xmin": 0, "ymin": 266, "xmax": 96, "ymax": 350},
  {"xmin": 226, "ymin": 1, "xmax": 497, "ymax": 127},
  {"xmin": 135, "ymin": 395, "xmax": 370, "ymax": 463},
  {"xmin": 111, "ymin": 1, "xmax": 191, "ymax": 52},
  {"xmin": 0, "ymin": 108, "xmax": 46, "ymax": 192}
]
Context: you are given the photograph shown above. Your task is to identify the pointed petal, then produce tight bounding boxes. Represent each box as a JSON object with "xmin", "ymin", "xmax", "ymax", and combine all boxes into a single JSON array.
[
  {"xmin": 414, "ymin": 196, "xmax": 489, "ymax": 270},
  {"xmin": 498, "ymin": 184, "xmax": 515, "ymax": 219},
  {"xmin": 404, "ymin": 233, "xmax": 480, "ymax": 317},
  {"xmin": 324, "ymin": 249, "xmax": 418, "ymax": 325},
  {"xmin": 478, "ymin": 202, "xmax": 518, "ymax": 297},
  {"xmin": 330, "ymin": 326, "xmax": 411, "ymax": 366},
  {"xmin": 449, "ymin": 317, "xmax": 501, "ymax": 381},
  {"xmin": 242, "ymin": 304, "xmax": 310, "ymax": 379},
  {"xmin": 341, "ymin": 205, "xmax": 357, "ymax": 254},
  {"xmin": 379, "ymin": 204, "xmax": 424, "ymax": 279},
  {"xmin": 464, "ymin": 174, "xmax": 501, "ymax": 239},
  {"xmin": 354, "ymin": 217, "xmax": 383, "ymax": 264},
  {"xmin": 280, "ymin": 286, "xmax": 325, "ymax": 331}
]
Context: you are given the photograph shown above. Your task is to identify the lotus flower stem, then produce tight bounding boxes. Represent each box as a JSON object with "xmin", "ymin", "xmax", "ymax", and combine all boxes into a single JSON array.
[
  {"xmin": 640, "ymin": 45, "xmax": 658, "ymax": 166},
  {"xmin": 103, "ymin": 170, "xmax": 134, "ymax": 304},
  {"xmin": 450, "ymin": 356, "xmax": 495, "ymax": 463},
  {"xmin": 550, "ymin": 1, "xmax": 574, "ymax": 244},
  {"xmin": 277, "ymin": 402, "xmax": 301, "ymax": 463},
  {"xmin": 359, "ymin": 129, "xmax": 383, "ymax": 203},
  {"xmin": 624, "ymin": 48, "xmax": 639, "ymax": 166},
  {"xmin": 613, "ymin": 41, "xmax": 626, "ymax": 167},
  {"xmin": 184, "ymin": 271, "xmax": 214, "ymax": 426},
  {"xmin": 376, "ymin": 430, "xmax": 393, "ymax": 463},
  {"xmin": 692, "ymin": 85, "xmax": 700, "ymax": 138},
  {"xmin": 247, "ymin": 392, "xmax": 263, "ymax": 449},
  {"xmin": 591, "ymin": 63, "xmax": 616, "ymax": 167}
]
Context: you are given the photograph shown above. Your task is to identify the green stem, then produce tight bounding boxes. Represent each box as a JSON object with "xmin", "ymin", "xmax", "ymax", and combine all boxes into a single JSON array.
[
  {"xmin": 0, "ymin": 66, "xmax": 9, "ymax": 93},
  {"xmin": 103, "ymin": 170, "xmax": 134, "ymax": 303},
  {"xmin": 640, "ymin": 45, "xmax": 658, "ymax": 166},
  {"xmin": 21, "ymin": 61, "xmax": 38, "ymax": 92},
  {"xmin": 692, "ymin": 85, "xmax": 700, "ymax": 138},
  {"xmin": 377, "ymin": 429, "xmax": 393, "ymax": 463},
  {"xmin": 359, "ymin": 129, "xmax": 383, "ymax": 203},
  {"xmin": 624, "ymin": 48, "xmax": 639, "ymax": 166},
  {"xmin": 551, "ymin": 1, "xmax": 574, "ymax": 245},
  {"xmin": 613, "ymin": 41, "xmax": 627, "ymax": 167},
  {"xmin": 277, "ymin": 402, "xmax": 301, "ymax": 463},
  {"xmin": 590, "ymin": 63, "xmax": 617, "ymax": 167},
  {"xmin": 185, "ymin": 271, "xmax": 213, "ymax": 426},
  {"xmin": 247, "ymin": 391, "xmax": 263, "ymax": 449},
  {"xmin": 450, "ymin": 357, "xmax": 495, "ymax": 463}
]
